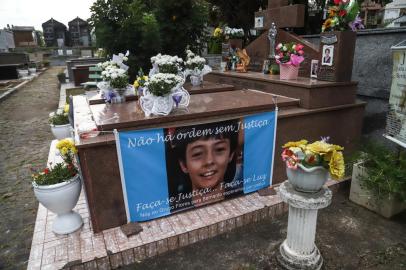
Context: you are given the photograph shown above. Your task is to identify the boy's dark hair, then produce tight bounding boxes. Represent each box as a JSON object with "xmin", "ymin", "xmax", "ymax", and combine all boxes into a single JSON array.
[{"xmin": 172, "ymin": 119, "xmax": 239, "ymax": 162}]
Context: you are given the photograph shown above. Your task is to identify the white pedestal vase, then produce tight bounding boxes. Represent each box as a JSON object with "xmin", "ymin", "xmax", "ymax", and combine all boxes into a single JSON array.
[
  {"xmin": 33, "ymin": 174, "xmax": 83, "ymax": 234},
  {"xmin": 277, "ymin": 181, "xmax": 332, "ymax": 270},
  {"xmin": 51, "ymin": 124, "xmax": 72, "ymax": 140}
]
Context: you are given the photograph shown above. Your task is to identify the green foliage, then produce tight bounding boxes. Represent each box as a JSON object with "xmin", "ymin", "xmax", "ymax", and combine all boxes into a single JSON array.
[
  {"xmin": 110, "ymin": 74, "xmax": 129, "ymax": 89},
  {"xmin": 49, "ymin": 111, "xmax": 69, "ymax": 125},
  {"xmin": 57, "ymin": 72, "xmax": 66, "ymax": 83},
  {"xmin": 355, "ymin": 141, "xmax": 406, "ymax": 203},
  {"xmin": 32, "ymin": 163, "xmax": 78, "ymax": 186},
  {"xmin": 89, "ymin": 0, "xmax": 209, "ymax": 80}
]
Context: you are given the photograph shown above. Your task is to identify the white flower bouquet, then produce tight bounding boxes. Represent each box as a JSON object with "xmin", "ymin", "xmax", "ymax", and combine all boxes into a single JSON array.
[
  {"xmin": 140, "ymin": 72, "xmax": 189, "ymax": 117},
  {"xmin": 224, "ymin": 27, "xmax": 244, "ymax": 39},
  {"xmin": 150, "ymin": 53, "xmax": 183, "ymax": 75}
]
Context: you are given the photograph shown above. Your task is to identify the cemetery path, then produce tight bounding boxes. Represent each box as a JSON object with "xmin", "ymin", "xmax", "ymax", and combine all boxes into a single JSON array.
[{"xmin": 0, "ymin": 67, "xmax": 62, "ymax": 270}]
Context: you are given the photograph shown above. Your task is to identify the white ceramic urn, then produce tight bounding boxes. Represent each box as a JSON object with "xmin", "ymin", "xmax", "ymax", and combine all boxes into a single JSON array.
[
  {"xmin": 50, "ymin": 124, "xmax": 71, "ymax": 140},
  {"xmin": 33, "ymin": 174, "xmax": 83, "ymax": 234}
]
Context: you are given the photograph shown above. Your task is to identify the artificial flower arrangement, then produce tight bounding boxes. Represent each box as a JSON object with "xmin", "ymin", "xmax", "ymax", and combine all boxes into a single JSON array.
[
  {"xmin": 281, "ymin": 138, "xmax": 345, "ymax": 180},
  {"xmin": 224, "ymin": 26, "xmax": 244, "ymax": 39},
  {"xmin": 150, "ymin": 53, "xmax": 183, "ymax": 75},
  {"xmin": 49, "ymin": 104, "xmax": 69, "ymax": 125},
  {"xmin": 275, "ymin": 42, "xmax": 305, "ymax": 67},
  {"xmin": 31, "ymin": 139, "xmax": 78, "ymax": 186},
  {"xmin": 322, "ymin": 0, "xmax": 364, "ymax": 32}
]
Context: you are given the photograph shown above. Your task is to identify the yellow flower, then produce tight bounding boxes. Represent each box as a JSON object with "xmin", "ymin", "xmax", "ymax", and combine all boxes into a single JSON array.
[
  {"xmin": 306, "ymin": 141, "xmax": 333, "ymax": 154},
  {"xmin": 133, "ymin": 80, "xmax": 139, "ymax": 88},
  {"xmin": 329, "ymin": 150, "xmax": 345, "ymax": 180},
  {"xmin": 213, "ymin": 27, "xmax": 222, "ymax": 37},
  {"xmin": 56, "ymin": 138, "xmax": 77, "ymax": 154},
  {"xmin": 322, "ymin": 18, "xmax": 333, "ymax": 31},
  {"xmin": 143, "ymin": 76, "xmax": 148, "ymax": 81},
  {"xmin": 282, "ymin": 139, "xmax": 308, "ymax": 149},
  {"xmin": 64, "ymin": 104, "xmax": 69, "ymax": 113}
]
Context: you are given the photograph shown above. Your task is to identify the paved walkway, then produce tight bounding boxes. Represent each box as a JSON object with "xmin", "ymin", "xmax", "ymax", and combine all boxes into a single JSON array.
[
  {"xmin": 0, "ymin": 67, "xmax": 62, "ymax": 269},
  {"xmin": 127, "ymin": 187, "xmax": 406, "ymax": 270}
]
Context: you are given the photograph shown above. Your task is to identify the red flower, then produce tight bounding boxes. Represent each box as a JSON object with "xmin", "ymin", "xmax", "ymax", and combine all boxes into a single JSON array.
[
  {"xmin": 44, "ymin": 168, "xmax": 50, "ymax": 174},
  {"xmin": 334, "ymin": 0, "xmax": 341, "ymax": 5},
  {"xmin": 298, "ymin": 50, "xmax": 304, "ymax": 55},
  {"xmin": 295, "ymin": 44, "xmax": 304, "ymax": 51},
  {"xmin": 339, "ymin": 10, "xmax": 347, "ymax": 17}
]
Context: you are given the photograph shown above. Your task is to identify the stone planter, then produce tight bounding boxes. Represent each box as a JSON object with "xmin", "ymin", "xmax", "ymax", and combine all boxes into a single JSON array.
[
  {"xmin": 317, "ymin": 31, "xmax": 356, "ymax": 82},
  {"xmin": 51, "ymin": 123, "xmax": 71, "ymax": 140},
  {"xmin": 286, "ymin": 164, "xmax": 329, "ymax": 193},
  {"xmin": 349, "ymin": 162, "xmax": 406, "ymax": 218},
  {"xmin": 17, "ymin": 69, "xmax": 29, "ymax": 77},
  {"xmin": 33, "ymin": 174, "xmax": 83, "ymax": 234}
]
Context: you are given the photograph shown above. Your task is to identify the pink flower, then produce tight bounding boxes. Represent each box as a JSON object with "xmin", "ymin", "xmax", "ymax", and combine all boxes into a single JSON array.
[
  {"xmin": 295, "ymin": 44, "xmax": 304, "ymax": 51},
  {"xmin": 298, "ymin": 50, "xmax": 304, "ymax": 55},
  {"xmin": 276, "ymin": 43, "xmax": 282, "ymax": 50},
  {"xmin": 290, "ymin": 54, "xmax": 304, "ymax": 67},
  {"xmin": 286, "ymin": 156, "xmax": 298, "ymax": 169}
]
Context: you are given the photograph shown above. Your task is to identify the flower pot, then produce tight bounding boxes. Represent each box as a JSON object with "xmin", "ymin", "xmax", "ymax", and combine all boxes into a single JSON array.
[
  {"xmin": 279, "ymin": 64, "xmax": 299, "ymax": 80},
  {"xmin": 349, "ymin": 162, "xmax": 406, "ymax": 218},
  {"xmin": 111, "ymin": 88, "xmax": 126, "ymax": 103},
  {"xmin": 286, "ymin": 164, "xmax": 329, "ymax": 193},
  {"xmin": 17, "ymin": 69, "xmax": 29, "ymax": 78},
  {"xmin": 51, "ymin": 124, "xmax": 71, "ymax": 140},
  {"xmin": 33, "ymin": 174, "xmax": 83, "ymax": 234},
  {"xmin": 190, "ymin": 75, "xmax": 203, "ymax": 87},
  {"xmin": 28, "ymin": 68, "xmax": 36, "ymax": 74}
]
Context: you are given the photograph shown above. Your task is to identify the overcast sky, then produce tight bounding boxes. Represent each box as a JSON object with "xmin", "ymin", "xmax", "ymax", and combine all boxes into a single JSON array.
[{"xmin": 0, "ymin": 0, "xmax": 96, "ymax": 31}]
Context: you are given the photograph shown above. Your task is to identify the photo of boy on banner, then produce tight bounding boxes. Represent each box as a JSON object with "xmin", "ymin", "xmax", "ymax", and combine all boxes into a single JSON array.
[{"xmin": 164, "ymin": 119, "xmax": 244, "ymax": 212}]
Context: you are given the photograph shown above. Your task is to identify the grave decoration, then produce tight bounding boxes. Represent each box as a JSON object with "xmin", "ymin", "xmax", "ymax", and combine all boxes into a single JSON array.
[
  {"xmin": 98, "ymin": 51, "xmax": 132, "ymax": 103},
  {"xmin": 224, "ymin": 26, "xmax": 244, "ymax": 49},
  {"xmin": 49, "ymin": 104, "xmax": 71, "ymax": 140},
  {"xmin": 141, "ymin": 53, "xmax": 190, "ymax": 117},
  {"xmin": 275, "ymin": 42, "xmax": 304, "ymax": 80},
  {"xmin": 208, "ymin": 27, "xmax": 224, "ymax": 54},
  {"xmin": 31, "ymin": 139, "xmax": 83, "ymax": 234},
  {"xmin": 140, "ymin": 73, "xmax": 189, "ymax": 117},
  {"xmin": 184, "ymin": 50, "xmax": 212, "ymax": 86},
  {"xmin": 281, "ymin": 138, "xmax": 345, "ymax": 193},
  {"xmin": 133, "ymin": 69, "xmax": 149, "ymax": 96},
  {"xmin": 114, "ymin": 111, "xmax": 277, "ymax": 222},
  {"xmin": 149, "ymin": 53, "xmax": 184, "ymax": 77},
  {"xmin": 236, "ymin": 48, "xmax": 250, "ymax": 73},
  {"xmin": 318, "ymin": 0, "xmax": 363, "ymax": 82}
]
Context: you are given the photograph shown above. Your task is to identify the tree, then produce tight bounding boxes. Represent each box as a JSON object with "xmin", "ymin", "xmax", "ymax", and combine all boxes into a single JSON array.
[{"xmin": 89, "ymin": 0, "xmax": 209, "ymax": 79}]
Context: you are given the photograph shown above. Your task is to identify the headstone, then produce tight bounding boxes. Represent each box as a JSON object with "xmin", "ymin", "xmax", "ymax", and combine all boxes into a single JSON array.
[{"xmin": 81, "ymin": 49, "xmax": 92, "ymax": 58}]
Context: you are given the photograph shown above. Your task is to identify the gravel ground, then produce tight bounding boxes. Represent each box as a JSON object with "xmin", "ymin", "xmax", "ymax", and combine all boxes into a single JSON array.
[{"xmin": 0, "ymin": 67, "xmax": 62, "ymax": 269}]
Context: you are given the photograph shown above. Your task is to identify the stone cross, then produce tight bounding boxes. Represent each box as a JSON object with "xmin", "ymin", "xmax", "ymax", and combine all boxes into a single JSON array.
[{"xmin": 267, "ymin": 22, "xmax": 277, "ymax": 59}]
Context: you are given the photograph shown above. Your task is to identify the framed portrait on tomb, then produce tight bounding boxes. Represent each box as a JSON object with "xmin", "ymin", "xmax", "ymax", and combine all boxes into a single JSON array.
[
  {"xmin": 310, "ymin": 59, "xmax": 319, "ymax": 79},
  {"xmin": 255, "ymin": 16, "xmax": 264, "ymax": 28},
  {"xmin": 321, "ymin": 45, "xmax": 334, "ymax": 66}
]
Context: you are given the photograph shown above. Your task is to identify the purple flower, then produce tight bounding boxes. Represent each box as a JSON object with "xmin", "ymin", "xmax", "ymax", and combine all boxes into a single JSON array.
[
  {"xmin": 290, "ymin": 54, "xmax": 304, "ymax": 67},
  {"xmin": 349, "ymin": 16, "xmax": 364, "ymax": 32}
]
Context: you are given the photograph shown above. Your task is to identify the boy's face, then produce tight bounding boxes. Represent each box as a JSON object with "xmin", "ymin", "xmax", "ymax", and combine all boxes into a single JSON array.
[{"xmin": 179, "ymin": 138, "xmax": 234, "ymax": 190}]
